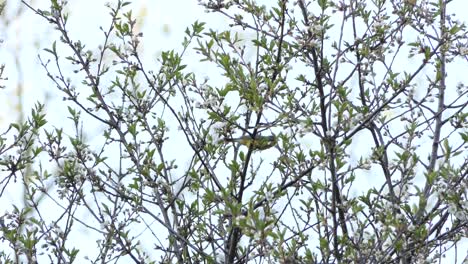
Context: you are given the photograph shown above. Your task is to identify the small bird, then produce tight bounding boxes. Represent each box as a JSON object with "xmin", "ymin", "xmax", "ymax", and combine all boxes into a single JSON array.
[{"xmin": 224, "ymin": 134, "xmax": 277, "ymax": 150}]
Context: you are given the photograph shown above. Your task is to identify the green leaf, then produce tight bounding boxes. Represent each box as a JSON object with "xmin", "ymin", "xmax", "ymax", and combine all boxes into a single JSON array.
[
  {"xmin": 459, "ymin": 132, "xmax": 468, "ymax": 142},
  {"xmin": 128, "ymin": 123, "xmax": 137, "ymax": 137}
]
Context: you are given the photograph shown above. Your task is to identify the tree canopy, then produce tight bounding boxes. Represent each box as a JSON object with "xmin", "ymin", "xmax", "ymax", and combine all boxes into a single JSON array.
[{"xmin": 0, "ymin": 0, "xmax": 467, "ymax": 263}]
